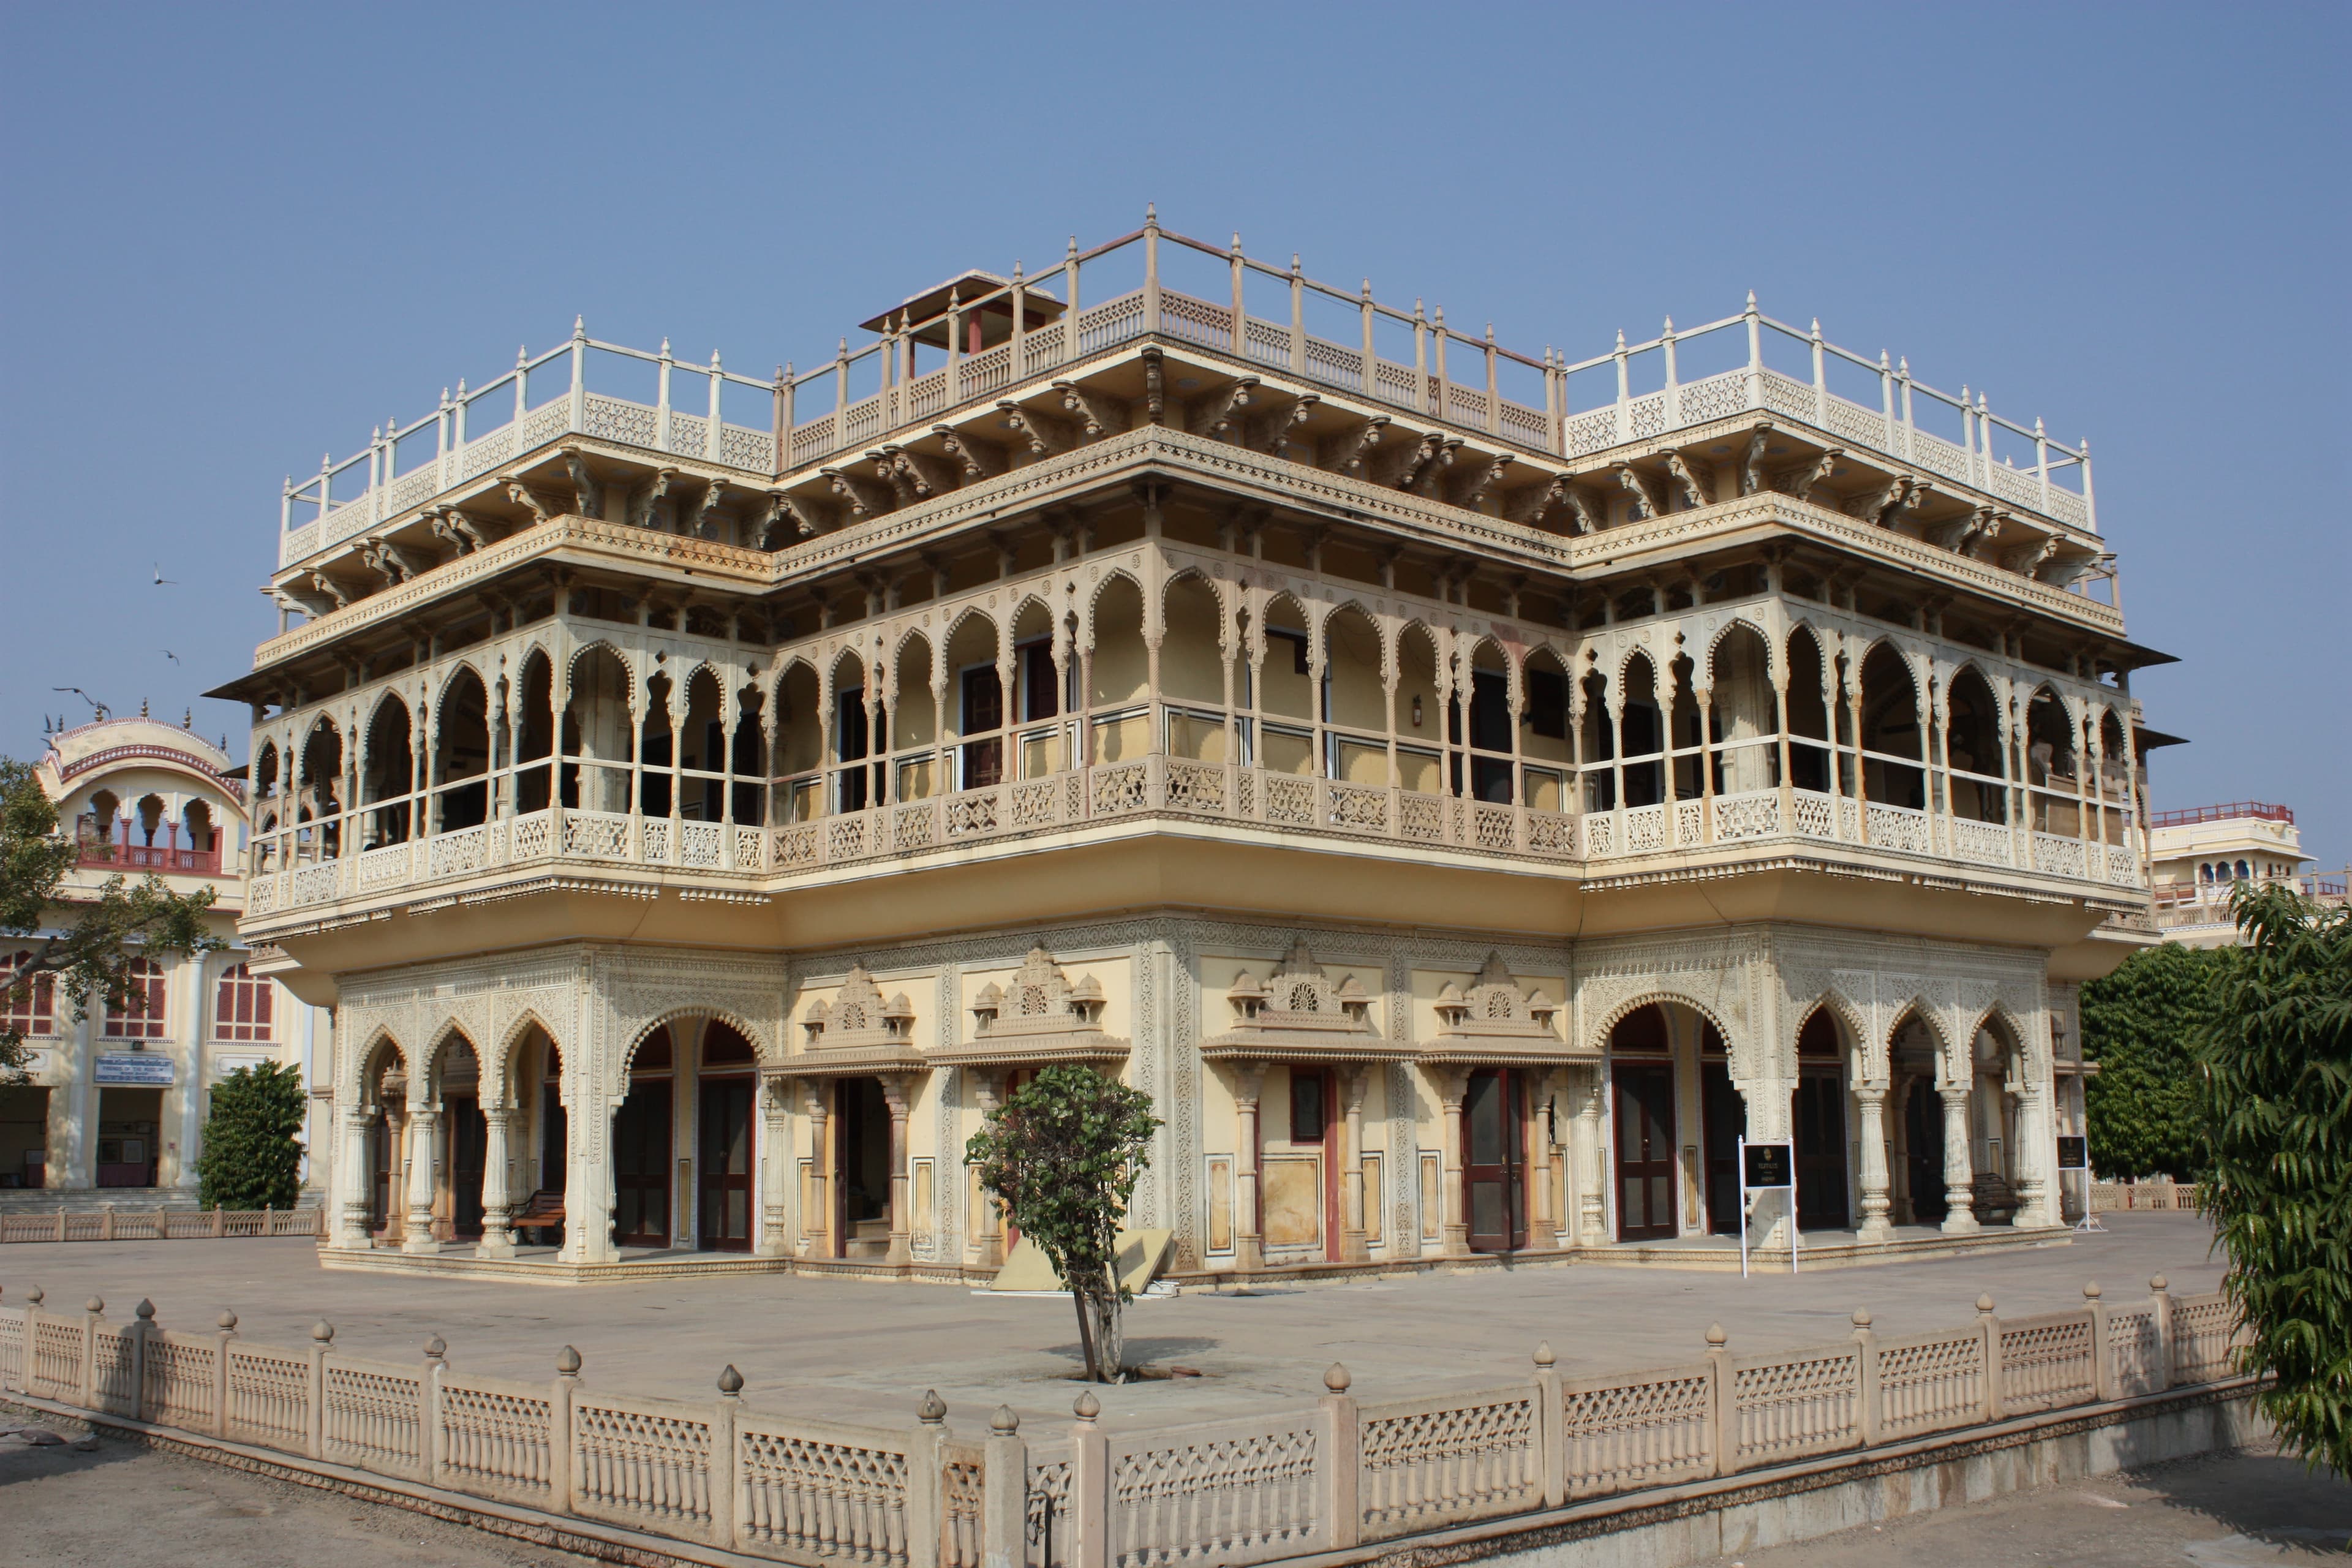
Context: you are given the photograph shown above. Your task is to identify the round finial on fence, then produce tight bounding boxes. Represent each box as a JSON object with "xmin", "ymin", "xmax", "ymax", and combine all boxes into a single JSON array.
[
  {"xmin": 1976, "ymin": 1294, "xmax": 1996, "ymax": 1316},
  {"xmin": 992, "ymin": 1406, "xmax": 1020, "ymax": 1436},
  {"xmin": 556, "ymin": 1345, "xmax": 582, "ymax": 1376},
  {"xmin": 1324, "ymin": 1363, "xmax": 1351, "ymax": 1394},
  {"xmin": 86, "ymin": 1297, "xmax": 104, "ymax": 1316},
  {"xmin": 2083, "ymin": 1281, "xmax": 2103, "ymax": 1302},
  {"xmin": 1533, "ymin": 1341, "xmax": 1556, "ymax": 1368},
  {"xmin": 1852, "ymin": 1308, "xmax": 1872, "ymax": 1329},
  {"xmin": 312, "ymin": 1321, "xmax": 334, "ymax": 1344},
  {"xmin": 918, "ymin": 1389, "xmax": 948, "ymax": 1425},
  {"xmin": 1073, "ymin": 1390, "xmax": 1101, "ymax": 1422},
  {"xmin": 424, "ymin": 1334, "xmax": 447, "ymax": 1362},
  {"xmin": 2149, "ymin": 1274, "xmax": 2168, "ymax": 1293},
  {"xmin": 24, "ymin": 1286, "xmax": 40, "ymax": 1306},
  {"xmin": 1705, "ymin": 1324, "xmax": 1727, "ymax": 1349},
  {"xmin": 217, "ymin": 1310, "xmax": 236, "ymax": 1331},
  {"xmin": 718, "ymin": 1365, "xmax": 744, "ymax": 1398},
  {"xmin": 135, "ymin": 1300, "xmax": 155, "ymax": 1321}
]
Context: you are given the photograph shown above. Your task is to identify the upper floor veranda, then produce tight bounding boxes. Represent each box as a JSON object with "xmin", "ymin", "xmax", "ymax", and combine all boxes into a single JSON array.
[{"xmin": 256, "ymin": 214, "xmax": 2116, "ymax": 648}]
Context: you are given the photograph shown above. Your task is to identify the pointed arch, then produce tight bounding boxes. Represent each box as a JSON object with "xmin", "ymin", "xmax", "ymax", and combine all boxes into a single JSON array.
[
  {"xmin": 1588, "ymin": 989, "xmax": 1737, "ymax": 1059},
  {"xmin": 1883, "ymin": 998, "xmax": 1957, "ymax": 1084},
  {"xmin": 347, "ymin": 1025, "xmax": 409, "ymax": 1108},
  {"xmin": 611, "ymin": 1006, "xmax": 777, "ymax": 1097},
  {"xmin": 1159, "ymin": 570, "xmax": 1227, "ymax": 709}
]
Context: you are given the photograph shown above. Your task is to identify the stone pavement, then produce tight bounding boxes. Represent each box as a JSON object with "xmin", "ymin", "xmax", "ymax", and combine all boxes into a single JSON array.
[
  {"xmin": 0, "ymin": 1213, "xmax": 2222, "ymax": 1430},
  {"xmin": 1696, "ymin": 1442, "xmax": 2350, "ymax": 1567}
]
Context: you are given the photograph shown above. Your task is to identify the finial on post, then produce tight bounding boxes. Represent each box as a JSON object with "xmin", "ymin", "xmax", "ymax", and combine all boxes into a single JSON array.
[
  {"xmin": 312, "ymin": 1321, "xmax": 334, "ymax": 1344},
  {"xmin": 1705, "ymin": 1324, "xmax": 1727, "ymax": 1349},
  {"xmin": 2083, "ymin": 1281, "xmax": 2102, "ymax": 1301},
  {"xmin": 720, "ymin": 1365, "xmax": 745, "ymax": 1398},
  {"xmin": 1323, "ymin": 1363, "xmax": 1351, "ymax": 1393},
  {"xmin": 1532, "ymin": 1341, "xmax": 1556, "ymax": 1368},
  {"xmin": 992, "ymin": 1405, "xmax": 1020, "ymax": 1435},
  {"xmin": 556, "ymin": 1345, "xmax": 582, "ymax": 1376},
  {"xmin": 918, "ymin": 1389, "xmax": 948, "ymax": 1425},
  {"xmin": 1976, "ymin": 1294, "xmax": 1997, "ymax": 1316},
  {"xmin": 1073, "ymin": 1389, "xmax": 1100, "ymax": 1422}
]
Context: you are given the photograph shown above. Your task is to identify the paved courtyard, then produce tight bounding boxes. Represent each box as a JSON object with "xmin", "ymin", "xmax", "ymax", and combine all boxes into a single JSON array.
[{"xmin": 1, "ymin": 1213, "xmax": 2222, "ymax": 1430}]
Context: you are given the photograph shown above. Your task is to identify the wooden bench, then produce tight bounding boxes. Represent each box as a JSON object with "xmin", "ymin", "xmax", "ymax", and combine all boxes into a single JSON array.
[{"xmin": 513, "ymin": 1189, "xmax": 565, "ymax": 1243}]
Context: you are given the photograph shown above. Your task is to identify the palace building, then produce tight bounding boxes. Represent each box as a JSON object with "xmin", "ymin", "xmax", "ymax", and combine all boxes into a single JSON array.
[
  {"xmin": 210, "ymin": 215, "xmax": 2164, "ymax": 1279},
  {"xmin": 3, "ymin": 714, "xmax": 327, "ymax": 1206}
]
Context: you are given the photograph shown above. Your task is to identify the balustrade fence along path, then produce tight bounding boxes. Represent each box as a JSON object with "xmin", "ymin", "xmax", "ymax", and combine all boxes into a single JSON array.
[
  {"xmin": 0, "ymin": 1277, "xmax": 2244, "ymax": 1568},
  {"xmin": 0, "ymin": 1207, "xmax": 325, "ymax": 1244}
]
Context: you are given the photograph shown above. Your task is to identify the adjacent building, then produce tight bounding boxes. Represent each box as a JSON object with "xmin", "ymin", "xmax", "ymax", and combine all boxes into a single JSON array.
[
  {"xmin": 2146, "ymin": 800, "xmax": 2343, "ymax": 947},
  {"xmin": 1, "ymin": 714, "xmax": 328, "ymax": 1207},
  {"xmin": 213, "ymin": 217, "xmax": 2164, "ymax": 1278}
]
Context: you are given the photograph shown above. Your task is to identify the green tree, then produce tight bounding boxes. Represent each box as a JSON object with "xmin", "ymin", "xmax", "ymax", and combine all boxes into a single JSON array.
[
  {"xmin": 965, "ymin": 1065, "xmax": 1161, "ymax": 1382},
  {"xmin": 2082, "ymin": 941, "xmax": 2233, "ymax": 1178},
  {"xmin": 2, "ymin": 758, "xmax": 222, "ymax": 1082},
  {"xmin": 2196, "ymin": 883, "xmax": 2351, "ymax": 1479},
  {"xmin": 195, "ymin": 1061, "xmax": 307, "ymax": 1210}
]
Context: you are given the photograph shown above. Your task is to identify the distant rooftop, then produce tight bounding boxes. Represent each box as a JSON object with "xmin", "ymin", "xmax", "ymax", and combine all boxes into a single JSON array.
[{"xmin": 2150, "ymin": 801, "xmax": 2293, "ymax": 829}]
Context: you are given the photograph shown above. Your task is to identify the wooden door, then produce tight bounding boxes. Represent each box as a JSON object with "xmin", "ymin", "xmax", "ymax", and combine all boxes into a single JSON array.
[
  {"xmin": 1613, "ymin": 1063, "xmax": 1678, "ymax": 1241},
  {"xmin": 612, "ymin": 1081, "xmax": 671, "ymax": 1248},
  {"xmin": 444, "ymin": 1095, "xmax": 486, "ymax": 1237},
  {"xmin": 1464, "ymin": 1068, "xmax": 1529, "ymax": 1251},
  {"xmin": 1700, "ymin": 1063, "xmax": 1743, "ymax": 1235},
  {"xmin": 369, "ymin": 1115, "xmax": 393, "ymax": 1233},
  {"xmin": 698, "ymin": 1077, "xmax": 755, "ymax": 1252},
  {"xmin": 1795, "ymin": 1071, "xmax": 1850, "ymax": 1229}
]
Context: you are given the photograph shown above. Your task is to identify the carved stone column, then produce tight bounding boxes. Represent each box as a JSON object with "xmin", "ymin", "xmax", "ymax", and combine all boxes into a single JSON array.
[
  {"xmin": 477, "ymin": 1106, "xmax": 516, "ymax": 1259},
  {"xmin": 334, "ymin": 1107, "xmax": 374, "ymax": 1249},
  {"xmin": 2011, "ymin": 1081, "xmax": 2056, "ymax": 1228},
  {"xmin": 1528, "ymin": 1068, "xmax": 1561, "ymax": 1249},
  {"xmin": 1574, "ymin": 1068, "xmax": 1608, "ymax": 1245},
  {"xmin": 1339, "ymin": 1067, "xmax": 1370, "ymax": 1264},
  {"xmin": 880, "ymin": 1074, "xmax": 913, "ymax": 1267},
  {"xmin": 1231, "ymin": 1063, "xmax": 1266, "ymax": 1273},
  {"xmin": 1438, "ymin": 1067, "xmax": 1471, "ymax": 1257},
  {"xmin": 802, "ymin": 1085, "xmax": 831, "ymax": 1257},
  {"xmin": 401, "ymin": 1104, "xmax": 441, "ymax": 1254},
  {"xmin": 1939, "ymin": 1085, "xmax": 1979, "ymax": 1233},
  {"xmin": 757, "ymin": 1077, "xmax": 793, "ymax": 1258},
  {"xmin": 969, "ymin": 1070, "xmax": 1007, "ymax": 1268},
  {"xmin": 1854, "ymin": 1084, "xmax": 1894, "ymax": 1243}
]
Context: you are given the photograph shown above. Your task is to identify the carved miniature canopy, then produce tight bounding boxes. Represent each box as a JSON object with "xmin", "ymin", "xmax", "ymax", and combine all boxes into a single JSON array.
[
  {"xmin": 930, "ymin": 945, "xmax": 1131, "ymax": 1069},
  {"xmin": 1201, "ymin": 938, "xmax": 1411, "ymax": 1064},
  {"xmin": 1418, "ymin": 952, "xmax": 1594, "ymax": 1067},
  {"xmin": 792, "ymin": 965, "xmax": 926, "ymax": 1077}
]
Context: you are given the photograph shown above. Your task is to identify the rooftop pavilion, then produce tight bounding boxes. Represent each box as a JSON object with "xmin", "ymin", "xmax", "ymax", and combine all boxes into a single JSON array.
[{"xmin": 266, "ymin": 211, "xmax": 2113, "ymax": 617}]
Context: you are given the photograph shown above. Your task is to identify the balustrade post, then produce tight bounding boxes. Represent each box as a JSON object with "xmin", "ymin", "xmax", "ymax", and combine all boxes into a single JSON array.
[
  {"xmin": 569, "ymin": 317, "xmax": 587, "ymax": 434},
  {"xmin": 1900, "ymin": 360, "xmax": 1917, "ymax": 463},
  {"xmin": 1661, "ymin": 317, "xmax": 1679, "ymax": 426},
  {"xmin": 422, "ymin": 1334, "xmax": 448, "ymax": 1487},
  {"xmin": 1613, "ymin": 329, "xmax": 1631, "ymax": 442},
  {"xmin": 2082, "ymin": 1282, "xmax": 2114, "ymax": 1401},
  {"xmin": 437, "ymin": 388, "xmax": 453, "ymax": 489},
  {"xmin": 1743, "ymin": 292, "xmax": 1763, "ymax": 410},
  {"xmin": 656, "ymin": 338, "xmax": 675, "ymax": 451},
  {"xmin": 79, "ymin": 1295, "xmax": 100, "ymax": 1408},
  {"xmin": 549, "ymin": 1346, "xmax": 581, "ymax": 1514},
  {"xmin": 1227, "ymin": 235, "xmax": 1246, "ymax": 354},
  {"xmin": 2147, "ymin": 1275, "xmax": 2174, "ymax": 1392},
  {"xmin": 1976, "ymin": 1294, "xmax": 2003, "ymax": 1421},
  {"xmin": 2079, "ymin": 438, "xmax": 2098, "ymax": 533},
  {"xmin": 1068, "ymin": 1390, "xmax": 1109, "ymax": 1568},
  {"xmin": 127, "ymin": 1299, "xmax": 155, "ymax": 1420},
  {"xmin": 1317, "ymin": 1365, "xmax": 1360, "ymax": 1550},
  {"xmin": 306, "ymin": 1321, "xmax": 333, "ymax": 1458},
  {"xmin": 1545, "ymin": 347, "xmax": 1564, "ymax": 453},
  {"xmin": 1532, "ymin": 1342, "xmax": 1564, "ymax": 1507},
  {"xmin": 1432, "ymin": 307, "xmax": 1450, "ymax": 418},
  {"xmin": 1142, "ymin": 205, "xmax": 1161, "ymax": 335},
  {"xmin": 1851, "ymin": 1310, "xmax": 1880, "ymax": 1446},
  {"xmin": 212, "ymin": 1310, "xmax": 236, "ymax": 1439},
  {"xmin": 834, "ymin": 339, "xmax": 850, "ymax": 452},
  {"xmin": 1289, "ymin": 256, "xmax": 1306, "ymax": 374},
  {"xmin": 1705, "ymin": 1324, "xmax": 1736, "ymax": 1476},
  {"xmin": 1879, "ymin": 353, "xmax": 1896, "ymax": 451},
  {"xmin": 1063, "ymin": 238, "xmax": 1082, "ymax": 366},
  {"xmin": 707, "ymin": 352, "xmax": 725, "ymax": 462},
  {"xmin": 907, "ymin": 1390, "xmax": 948, "ymax": 1568},
  {"xmin": 1360, "ymin": 281, "xmax": 1378, "ymax": 399},
  {"xmin": 982, "ymin": 1406, "xmax": 1027, "ymax": 1568},
  {"xmin": 1413, "ymin": 301, "xmax": 1430, "ymax": 414},
  {"xmin": 711, "ymin": 1366, "xmax": 742, "ymax": 1547}
]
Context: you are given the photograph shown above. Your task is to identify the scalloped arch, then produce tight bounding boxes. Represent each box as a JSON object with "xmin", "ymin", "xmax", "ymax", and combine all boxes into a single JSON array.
[{"xmin": 1586, "ymin": 989, "xmax": 1738, "ymax": 1060}]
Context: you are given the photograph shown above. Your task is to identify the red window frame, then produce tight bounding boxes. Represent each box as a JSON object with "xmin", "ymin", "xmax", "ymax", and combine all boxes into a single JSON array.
[
  {"xmin": 104, "ymin": 957, "xmax": 168, "ymax": 1040},
  {"xmin": 1, "ymin": 951, "xmax": 55, "ymax": 1037},
  {"xmin": 214, "ymin": 962, "xmax": 274, "ymax": 1042}
]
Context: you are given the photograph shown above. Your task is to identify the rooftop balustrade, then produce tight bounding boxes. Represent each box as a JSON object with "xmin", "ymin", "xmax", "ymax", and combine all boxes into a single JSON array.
[{"xmin": 276, "ymin": 217, "xmax": 2100, "ymax": 573}]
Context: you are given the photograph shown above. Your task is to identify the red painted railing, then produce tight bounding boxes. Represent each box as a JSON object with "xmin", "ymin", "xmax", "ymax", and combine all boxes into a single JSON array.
[
  {"xmin": 2149, "ymin": 801, "xmax": 2293, "ymax": 829},
  {"xmin": 77, "ymin": 846, "xmax": 222, "ymax": 875}
]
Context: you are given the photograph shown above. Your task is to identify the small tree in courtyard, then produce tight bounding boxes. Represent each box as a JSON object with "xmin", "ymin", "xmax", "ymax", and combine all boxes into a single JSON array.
[
  {"xmin": 197, "ymin": 1061, "xmax": 307, "ymax": 1211},
  {"xmin": 2083, "ymin": 941, "xmax": 2233, "ymax": 1178},
  {"xmin": 2195, "ymin": 883, "xmax": 2351, "ymax": 1479},
  {"xmin": 965, "ymin": 1065, "xmax": 1161, "ymax": 1382},
  {"xmin": 2, "ymin": 757, "xmax": 220, "ymax": 1082}
]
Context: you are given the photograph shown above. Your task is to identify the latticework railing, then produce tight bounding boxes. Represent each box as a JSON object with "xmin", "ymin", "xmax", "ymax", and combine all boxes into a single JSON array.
[
  {"xmin": 0, "ymin": 1278, "xmax": 2249, "ymax": 1568},
  {"xmin": 0, "ymin": 1206, "xmax": 324, "ymax": 1244}
]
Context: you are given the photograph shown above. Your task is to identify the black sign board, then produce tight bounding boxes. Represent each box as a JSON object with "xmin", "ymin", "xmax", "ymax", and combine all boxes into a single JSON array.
[
  {"xmin": 2057, "ymin": 1136, "xmax": 2089, "ymax": 1171},
  {"xmin": 1743, "ymin": 1142, "xmax": 1793, "ymax": 1189}
]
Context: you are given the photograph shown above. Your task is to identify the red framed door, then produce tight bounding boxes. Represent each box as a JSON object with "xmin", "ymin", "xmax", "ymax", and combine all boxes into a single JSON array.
[
  {"xmin": 698, "ymin": 1077, "xmax": 755, "ymax": 1252},
  {"xmin": 1464, "ymin": 1068, "xmax": 1528, "ymax": 1251},
  {"xmin": 1614, "ymin": 1063, "xmax": 1678, "ymax": 1241},
  {"xmin": 612, "ymin": 1081, "xmax": 671, "ymax": 1248}
]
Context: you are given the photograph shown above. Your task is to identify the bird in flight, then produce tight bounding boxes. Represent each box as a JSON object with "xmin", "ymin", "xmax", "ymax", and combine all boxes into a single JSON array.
[
  {"xmin": 51, "ymin": 687, "xmax": 105, "ymax": 716},
  {"xmin": 153, "ymin": 563, "xmax": 178, "ymax": 585},
  {"xmin": 159, "ymin": 650, "xmax": 181, "ymax": 663}
]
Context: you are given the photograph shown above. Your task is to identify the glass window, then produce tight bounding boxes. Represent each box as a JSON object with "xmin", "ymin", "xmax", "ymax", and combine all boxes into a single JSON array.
[
  {"xmin": 214, "ymin": 963, "xmax": 274, "ymax": 1042},
  {"xmin": 2, "ymin": 951, "xmax": 56, "ymax": 1037},
  {"xmin": 105, "ymin": 958, "xmax": 167, "ymax": 1039}
]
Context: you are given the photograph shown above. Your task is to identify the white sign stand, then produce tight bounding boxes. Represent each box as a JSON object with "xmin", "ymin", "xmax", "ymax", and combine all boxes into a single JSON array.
[
  {"xmin": 2063, "ymin": 1158, "xmax": 2104, "ymax": 1234},
  {"xmin": 1737, "ymin": 1135, "xmax": 1800, "ymax": 1278}
]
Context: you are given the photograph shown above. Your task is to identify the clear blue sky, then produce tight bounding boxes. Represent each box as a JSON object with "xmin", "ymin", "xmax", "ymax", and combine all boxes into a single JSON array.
[{"xmin": 3, "ymin": 4, "xmax": 2344, "ymax": 867}]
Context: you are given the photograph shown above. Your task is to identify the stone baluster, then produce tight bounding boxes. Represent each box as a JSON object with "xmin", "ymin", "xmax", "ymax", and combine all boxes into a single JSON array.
[{"xmin": 1438, "ymin": 1068, "xmax": 1470, "ymax": 1256}]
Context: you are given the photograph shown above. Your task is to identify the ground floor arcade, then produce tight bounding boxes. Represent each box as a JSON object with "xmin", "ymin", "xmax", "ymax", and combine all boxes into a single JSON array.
[{"xmin": 315, "ymin": 918, "xmax": 2075, "ymax": 1280}]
